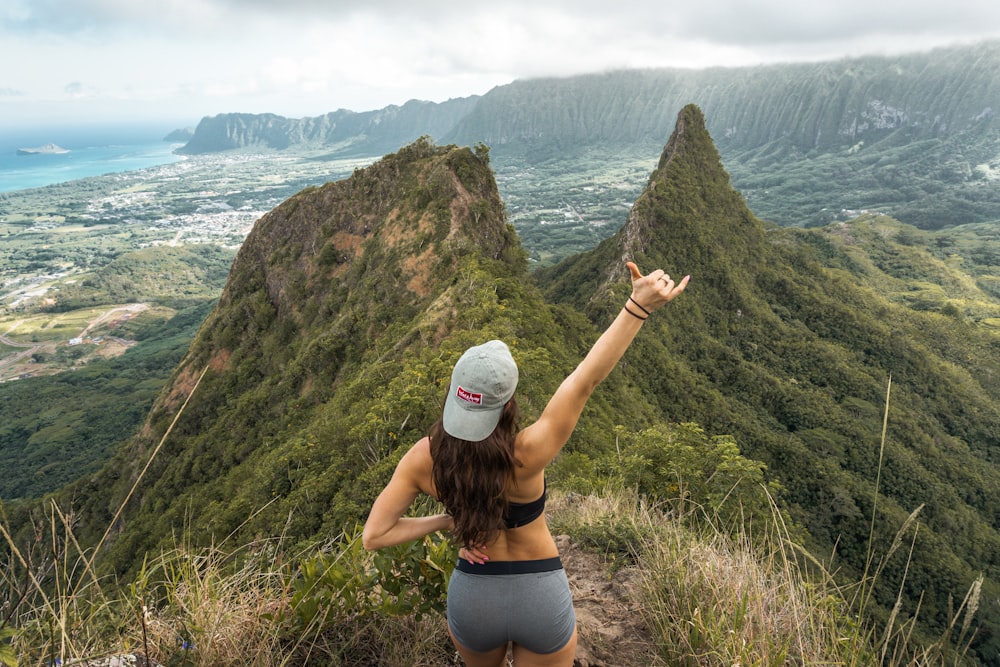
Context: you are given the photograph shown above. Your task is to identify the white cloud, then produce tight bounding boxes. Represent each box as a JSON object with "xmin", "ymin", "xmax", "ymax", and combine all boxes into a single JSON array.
[{"xmin": 1, "ymin": 0, "xmax": 999, "ymax": 126}]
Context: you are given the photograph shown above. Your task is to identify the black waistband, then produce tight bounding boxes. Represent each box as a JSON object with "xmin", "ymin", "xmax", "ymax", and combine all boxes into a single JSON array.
[{"xmin": 456, "ymin": 556, "xmax": 563, "ymax": 575}]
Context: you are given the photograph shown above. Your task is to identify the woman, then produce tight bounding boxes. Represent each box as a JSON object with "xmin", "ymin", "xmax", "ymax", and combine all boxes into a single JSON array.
[{"xmin": 363, "ymin": 261, "xmax": 689, "ymax": 666}]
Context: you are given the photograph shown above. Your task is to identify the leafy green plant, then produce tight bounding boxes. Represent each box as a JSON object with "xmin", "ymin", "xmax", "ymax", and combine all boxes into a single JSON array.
[
  {"xmin": 291, "ymin": 527, "xmax": 454, "ymax": 631},
  {"xmin": 0, "ymin": 626, "xmax": 16, "ymax": 667},
  {"xmin": 612, "ymin": 422, "xmax": 785, "ymax": 529}
]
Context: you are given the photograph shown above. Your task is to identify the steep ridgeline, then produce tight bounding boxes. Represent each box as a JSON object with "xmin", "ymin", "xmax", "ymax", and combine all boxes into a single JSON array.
[
  {"xmin": 177, "ymin": 97, "xmax": 479, "ymax": 155},
  {"xmin": 449, "ymin": 42, "xmax": 1000, "ymax": 154},
  {"xmin": 56, "ymin": 139, "xmax": 633, "ymax": 583},
  {"xmin": 538, "ymin": 105, "xmax": 1000, "ymax": 662}
]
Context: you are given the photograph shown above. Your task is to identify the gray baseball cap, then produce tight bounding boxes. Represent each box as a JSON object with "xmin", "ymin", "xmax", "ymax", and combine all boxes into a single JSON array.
[{"xmin": 442, "ymin": 340, "xmax": 519, "ymax": 441}]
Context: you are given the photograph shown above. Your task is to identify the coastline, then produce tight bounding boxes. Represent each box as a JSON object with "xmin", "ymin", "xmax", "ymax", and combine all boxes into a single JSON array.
[{"xmin": 1, "ymin": 141, "xmax": 185, "ymax": 193}]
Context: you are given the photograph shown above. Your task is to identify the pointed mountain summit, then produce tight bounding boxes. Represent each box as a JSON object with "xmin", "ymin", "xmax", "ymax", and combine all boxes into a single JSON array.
[
  {"xmin": 542, "ymin": 104, "xmax": 767, "ymax": 326},
  {"xmin": 537, "ymin": 104, "xmax": 1000, "ymax": 656},
  {"xmin": 621, "ymin": 103, "xmax": 763, "ymax": 263},
  {"xmin": 191, "ymin": 136, "xmax": 517, "ymax": 376},
  {"xmin": 70, "ymin": 138, "xmax": 547, "ymax": 573}
]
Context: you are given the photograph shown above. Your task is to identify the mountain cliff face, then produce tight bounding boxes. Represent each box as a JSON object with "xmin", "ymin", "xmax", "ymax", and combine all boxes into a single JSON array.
[
  {"xmin": 45, "ymin": 107, "xmax": 1000, "ymax": 660},
  {"xmin": 178, "ymin": 97, "xmax": 480, "ymax": 155},
  {"xmin": 182, "ymin": 42, "xmax": 1000, "ymax": 157},
  {"xmin": 176, "ymin": 42, "xmax": 1000, "ymax": 231},
  {"xmin": 448, "ymin": 42, "xmax": 1000, "ymax": 153}
]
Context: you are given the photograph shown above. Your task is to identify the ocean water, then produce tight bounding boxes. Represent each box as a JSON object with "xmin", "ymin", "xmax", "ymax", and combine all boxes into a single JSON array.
[{"xmin": 0, "ymin": 124, "xmax": 188, "ymax": 193}]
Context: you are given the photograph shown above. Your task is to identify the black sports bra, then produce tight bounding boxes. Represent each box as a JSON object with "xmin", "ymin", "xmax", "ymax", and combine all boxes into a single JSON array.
[{"xmin": 505, "ymin": 480, "xmax": 547, "ymax": 529}]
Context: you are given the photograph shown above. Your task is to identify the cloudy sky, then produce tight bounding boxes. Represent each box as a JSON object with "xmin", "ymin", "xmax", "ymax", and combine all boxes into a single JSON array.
[{"xmin": 3, "ymin": 0, "xmax": 1000, "ymax": 129}]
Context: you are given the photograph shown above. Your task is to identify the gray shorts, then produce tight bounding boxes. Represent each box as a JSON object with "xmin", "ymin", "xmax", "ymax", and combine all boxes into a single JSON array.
[{"xmin": 446, "ymin": 557, "xmax": 576, "ymax": 655}]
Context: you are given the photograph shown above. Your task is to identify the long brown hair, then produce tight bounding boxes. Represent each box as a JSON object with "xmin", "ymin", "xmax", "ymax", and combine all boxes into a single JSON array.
[{"xmin": 430, "ymin": 398, "xmax": 521, "ymax": 548}]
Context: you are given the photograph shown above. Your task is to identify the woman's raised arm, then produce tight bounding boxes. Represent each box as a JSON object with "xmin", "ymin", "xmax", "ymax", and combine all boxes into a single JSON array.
[{"xmin": 521, "ymin": 262, "xmax": 688, "ymax": 464}]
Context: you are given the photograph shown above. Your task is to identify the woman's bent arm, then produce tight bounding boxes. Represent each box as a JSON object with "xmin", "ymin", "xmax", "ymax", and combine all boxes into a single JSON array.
[
  {"xmin": 363, "ymin": 512, "xmax": 452, "ymax": 550},
  {"xmin": 362, "ymin": 439, "xmax": 451, "ymax": 550}
]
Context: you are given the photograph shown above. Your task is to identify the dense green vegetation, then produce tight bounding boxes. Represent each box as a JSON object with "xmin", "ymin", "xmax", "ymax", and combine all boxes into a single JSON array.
[
  {"xmin": 2, "ymin": 104, "xmax": 999, "ymax": 664},
  {"xmin": 537, "ymin": 107, "xmax": 1000, "ymax": 661},
  {"xmin": 0, "ymin": 228, "xmax": 236, "ymax": 487},
  {"xmin": 0, "ymin": 301, "xmax": 215, "ymax": 499}
]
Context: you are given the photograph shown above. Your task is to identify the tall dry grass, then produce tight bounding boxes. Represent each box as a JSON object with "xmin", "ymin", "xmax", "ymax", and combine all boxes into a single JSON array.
[
  {"xmin": 549, "ymin": 483, "xmax": 980, "ymax": 667},
  {"xmin": 1, "ymin": 513, "xmax": 458, "ymax": 666},
  {"xmin": 0, "ymin": 375, "xmax": 983, "ymax": 666}
]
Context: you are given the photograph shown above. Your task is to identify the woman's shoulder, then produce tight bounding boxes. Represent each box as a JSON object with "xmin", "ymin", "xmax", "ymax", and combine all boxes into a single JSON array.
[
  {"xmin": 404, "ymin": 436, "xmax": 432, "ymax": 465},
  {"xmin": 411, "ymin": 435, "xmax": 431, "ymax": 453},
  {"xmin": 400, "ymin": 436, "xmax": 435, "ymax": 497},
  {"xmin": 514, "ymin": 429, "xmax": 551, "ymax": 474}
]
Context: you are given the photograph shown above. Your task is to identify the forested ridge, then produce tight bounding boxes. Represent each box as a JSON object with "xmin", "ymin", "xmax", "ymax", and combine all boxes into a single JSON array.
[
  {"xmin": 3, "ymin": 106, "xmax": 999, "ymax": 662},
  {"xmin": 537, "ymin": 106, "xmax": 1000, "ymax": 660}
]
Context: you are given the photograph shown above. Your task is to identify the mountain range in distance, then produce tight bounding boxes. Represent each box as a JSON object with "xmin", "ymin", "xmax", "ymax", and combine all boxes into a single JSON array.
[{"xmin": 169, "ymin": 39, "xmax": 1000, "ymax": 234}]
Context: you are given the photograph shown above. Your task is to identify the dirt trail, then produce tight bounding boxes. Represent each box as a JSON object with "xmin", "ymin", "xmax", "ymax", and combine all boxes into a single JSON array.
[{"xmin": 555, "ymin": 535, "xmax": 662, "ymax": 667}]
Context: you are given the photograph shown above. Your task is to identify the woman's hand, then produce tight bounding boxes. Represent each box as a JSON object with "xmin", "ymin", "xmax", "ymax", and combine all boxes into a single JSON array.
[
  {"xmin": 627, "ymin": 261, "xmax": 689, "ymax": 314},
  {"xmin": 458, "ymin": 544, "xmax": 489, "ymax": 565}
]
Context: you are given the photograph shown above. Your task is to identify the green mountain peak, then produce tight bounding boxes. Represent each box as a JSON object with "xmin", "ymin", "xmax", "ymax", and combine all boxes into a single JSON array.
[
  {"xmin": 625, "ymin": 103, "xmax": 766, "ymax": 268},
  {"xmin": 542, "ymin": 104, "xmax": 767, "ymax": 323},
  {"xmin": 77, "ymin": 137, "xmax": 533, "ymax": 573}
]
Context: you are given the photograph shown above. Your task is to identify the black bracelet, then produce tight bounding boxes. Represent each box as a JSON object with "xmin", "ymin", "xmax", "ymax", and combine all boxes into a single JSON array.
[
  {"xmin": 628, "ymin": 296, "xmax": 651, "ymax": 316},
  {"xmin": 623, "ymin": 304, "xmax": 647, "ymax": 321}
]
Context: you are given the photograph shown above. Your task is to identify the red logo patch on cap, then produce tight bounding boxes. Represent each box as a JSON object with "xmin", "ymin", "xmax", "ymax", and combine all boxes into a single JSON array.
[{"xmin": 456, "ymin": 386, "xmax": 482, "ymax": 405}]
